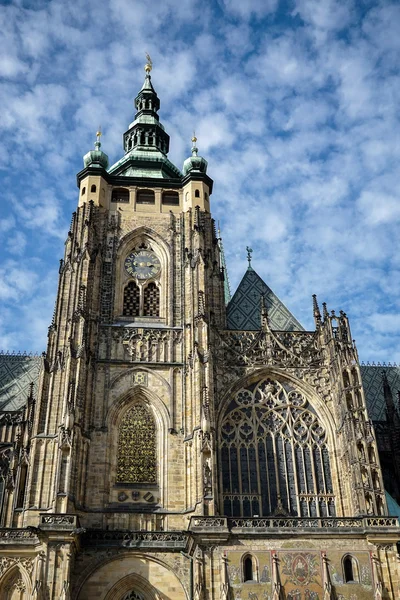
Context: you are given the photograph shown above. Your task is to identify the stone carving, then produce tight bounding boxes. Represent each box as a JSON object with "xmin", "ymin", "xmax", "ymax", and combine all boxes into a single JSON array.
[
  {"xmin": 216, "ymin": 329, "xmax": 321, "ymax": 369},
  {"xmin": 122, "ymin": 327, "xmax": 182, "ymax": 363},
  {"xmin": 190, "ymin": 515, "xmax": 399, "ymax": 530},
  {"xmin": 0, "ymin": 556, "xmax": 34, "ymax": 577}
]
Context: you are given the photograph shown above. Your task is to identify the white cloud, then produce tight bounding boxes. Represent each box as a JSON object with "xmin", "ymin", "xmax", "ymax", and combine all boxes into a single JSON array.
[{"xmin": 0, "ymin": 0, "xmax": 398, "ymax": 365}]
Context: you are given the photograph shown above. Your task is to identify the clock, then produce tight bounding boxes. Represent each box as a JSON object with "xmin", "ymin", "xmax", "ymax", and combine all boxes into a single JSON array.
[{"xmin": 124, "ymin": 250, "xmax": 161, "ymax": 280}]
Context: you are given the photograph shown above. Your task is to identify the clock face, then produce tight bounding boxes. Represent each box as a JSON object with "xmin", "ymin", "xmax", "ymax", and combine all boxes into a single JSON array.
[{"xmin": 124, "ymin": 250, "xmax": 161, "ymax": 280}]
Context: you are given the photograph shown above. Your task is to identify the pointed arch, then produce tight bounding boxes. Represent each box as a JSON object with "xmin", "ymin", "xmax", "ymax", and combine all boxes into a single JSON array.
[
  {"xmin": 0, "ymin": 563, "xmax": 32, "ymax": 600},
  {"xmin": 115, "ymin": 226, "xmax": 170, "ymax": 323},
  {"xmin": 217, "ymin": 369, "xmax": 337, "ymax": 518},
  {"xmin": 143, "ymin": 282, "xmax": 160, "ymax": 316},
  {"xmin": 106, "ymin": 386, "xmax": 170, "ymax": 508},
  {"xmin": 117, "ymin": 403, "xmax": 157, "ymax": 484},
  {"xmin": 75, "ymin": 553, "xmax": 188, "ymax": 600}
]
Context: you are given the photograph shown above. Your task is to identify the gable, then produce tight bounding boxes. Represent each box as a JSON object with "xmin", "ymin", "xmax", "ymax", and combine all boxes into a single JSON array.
[{"xmin": 226, "ymin": 268, "xmax": 304, "ymax": 331}]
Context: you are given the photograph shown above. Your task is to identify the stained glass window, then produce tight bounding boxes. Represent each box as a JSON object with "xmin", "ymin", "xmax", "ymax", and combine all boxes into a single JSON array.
[
  {"xmin": 117, "ymin": 404, "xmax": 157, "ymax": 484},
  {"xmin": 219, "ymin": 377, "xmax": 335, "ymax": 517}
]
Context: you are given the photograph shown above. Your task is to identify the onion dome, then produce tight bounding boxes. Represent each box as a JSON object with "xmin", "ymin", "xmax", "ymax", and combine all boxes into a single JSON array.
[
  {"xmin": 83, "ymin": 130, "xmax": 109, "ymax": 169},
  {"xmin": 183, "ymin": 135, "xmax": 208, "ymax": 175}
]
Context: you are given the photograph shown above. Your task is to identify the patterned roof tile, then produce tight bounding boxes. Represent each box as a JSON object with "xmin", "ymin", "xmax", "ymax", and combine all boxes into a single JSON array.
[
  {"xmin": 226, "ymin": 267, "xmax": 304, "ymax": 332},
  {"xmin": 0, "ymin": 354, "xmax": 42, "ymax": 412}
]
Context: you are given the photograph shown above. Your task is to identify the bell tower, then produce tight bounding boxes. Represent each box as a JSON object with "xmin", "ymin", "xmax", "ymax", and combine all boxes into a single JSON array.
[
  {"xmin": 23, "ymin": 57, "xmax": 224, "ymax": 542},
  {"xmin": 2, "ymin": 59, "xmax": 399, "ymax": 600}
]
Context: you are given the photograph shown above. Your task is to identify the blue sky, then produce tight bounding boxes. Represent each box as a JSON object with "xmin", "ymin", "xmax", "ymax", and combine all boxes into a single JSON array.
[{"xmin": 0, "ymin": 0, "xmax": 399, "ymax": 362}]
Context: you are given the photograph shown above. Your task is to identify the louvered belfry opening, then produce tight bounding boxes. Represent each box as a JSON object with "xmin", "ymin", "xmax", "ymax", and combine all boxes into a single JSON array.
[
  {"xmin": 123, "ymin": 281, "xmax": 140, "ymax": 316},
  {"xmin": 143, "ymin": 282, "xmax": 160, "ymax": 317}
]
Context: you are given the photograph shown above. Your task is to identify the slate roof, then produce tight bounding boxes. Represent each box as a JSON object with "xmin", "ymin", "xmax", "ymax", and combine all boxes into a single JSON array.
[
  {"xmin": 0, "ymin": 354, "xmax": 42, "ymax": 412},
  {"xmin": 226, "ymin": 267, "xmax": 304, "ymax": 332},
  {"xmin": 360, "ymin": 364, "xmax": 400, "ymax": 421}
]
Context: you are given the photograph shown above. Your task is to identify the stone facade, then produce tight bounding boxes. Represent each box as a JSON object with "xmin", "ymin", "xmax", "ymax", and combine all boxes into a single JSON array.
[{"xmin": 0, "ymin": 67, "xmax": 399, "ymax": 599}]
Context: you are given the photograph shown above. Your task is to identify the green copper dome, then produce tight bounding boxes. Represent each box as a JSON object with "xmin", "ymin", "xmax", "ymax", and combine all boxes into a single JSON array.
[
  {"xmin": 83, "ymin": 135, "xmax": 109, "ymax": 170},
  {"xmin": 183, "ymin": 137, "xmax": 208, "ymax": 176}
]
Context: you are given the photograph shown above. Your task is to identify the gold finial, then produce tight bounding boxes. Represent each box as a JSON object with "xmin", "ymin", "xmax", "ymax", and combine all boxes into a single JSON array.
[
  {"xmin": 192, "ymin": 130, "xmax": 197, "ymax": 144},
  {"xmin": 96, "ymin": 126, "xmax": 102, "ymax": 141},
  {"xmin": 145, "ymin": 53, "xmax": 153, "ymax": 73}
]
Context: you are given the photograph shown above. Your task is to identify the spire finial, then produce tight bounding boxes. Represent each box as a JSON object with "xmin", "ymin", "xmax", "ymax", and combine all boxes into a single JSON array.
[
  {"xmin": 312, "ymin": 294, "xmax": 321, "ymax": 326},
  {"xmin": 145, "ymin": 53, "xmax": 153, "ymax": 73},
  {"xmin": 95, "ymin": 126, "xmax": 102, "ymax": 150},
  {"xmin": 246, "ymin": 246, "xmax": 253, "ymax": 268},
  {"xmin": 191, "ymin": 131, "xmax": 198, "ymax": 157}
]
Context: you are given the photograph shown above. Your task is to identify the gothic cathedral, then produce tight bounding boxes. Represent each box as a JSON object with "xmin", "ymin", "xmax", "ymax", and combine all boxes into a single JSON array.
[{"xmin": 0, "ymin": 62, "xmax": 399, "ymax": 600}]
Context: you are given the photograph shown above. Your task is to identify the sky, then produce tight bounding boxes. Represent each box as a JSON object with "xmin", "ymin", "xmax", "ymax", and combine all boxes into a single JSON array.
[{"xmin": 0, "ymin": 0, "xmax": 399, "ymax": 363}]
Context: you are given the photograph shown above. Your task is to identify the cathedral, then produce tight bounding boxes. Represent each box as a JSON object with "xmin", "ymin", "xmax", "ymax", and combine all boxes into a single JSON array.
[{"xmin": 0, "ymin": 60, "xmax": 400, "ymax": 600}]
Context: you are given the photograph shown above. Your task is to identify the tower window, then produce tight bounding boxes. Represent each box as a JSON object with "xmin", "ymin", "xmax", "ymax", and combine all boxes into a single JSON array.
[
  {"xmin": 195, "ymin": 189, "xmax": 200, "ymax": 198},
  {"xmin": 112, "ymin": 188, "xmax": 129, "ymax": 203},
  {"xmin": 123, "ymin": 282, "xmax": 140, "ymax": 316},
  {"xmin": 244, "ymin": 556, "xmax": 254, "ymax": 582},
  {"xmin": 343, "ymin": 555, "xmax": 358, "ymax": 582},
  {"xmin": 143, "ymin": 282, "xmax": 160, "ymax": 316},
  {"xmin": 90, "ymin": 184, "xmax": 97, "ymax": 193},
  {"xmin": 137, "ymin": 190, "xmax": 155, "ymax": 204},
  {"xmin": 162, "ymin": 191, "xmax": 179, "ymax": 206},
  {"xmin": 82, "ymin": 187, "xmax": 86, "ymax": 195},
  {"xmin": 117, "ymin": 404, "xmax": 157, "ymax": 484}
]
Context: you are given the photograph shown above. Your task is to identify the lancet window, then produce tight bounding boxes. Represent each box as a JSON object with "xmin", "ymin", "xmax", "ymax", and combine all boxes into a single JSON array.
[
  {"xmin": 143, "ymin": 282, "xmax": 160, "ymax": 316},
  {"xmin": 123, "ymin": 282, "xmax": 140, "ymax": 316},
  {"xmin": 117, "ymin": 404, "xmax": 157, "ymax": 484},
  {"xmin": 219, "ymin": 377, "xmax": 335, "ymax": 517}
]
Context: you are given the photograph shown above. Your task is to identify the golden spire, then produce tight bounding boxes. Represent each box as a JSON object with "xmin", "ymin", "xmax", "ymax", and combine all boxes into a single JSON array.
[
  {"xmin": 145, "ymin": 53, "xmax": 153, "ymax": 73},
  {"xmin": 192, "ymin": 130, "xmax": 197, "ymax": 144},
  {"xmin": 95, "ymin": 126, "xmax": 102, "ymax": 149}
]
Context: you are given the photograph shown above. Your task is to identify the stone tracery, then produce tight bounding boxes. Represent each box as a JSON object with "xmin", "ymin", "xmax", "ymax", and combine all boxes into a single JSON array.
[{"xmin": 219, "ymin": 377, "xmax": 335, "ymax": 517}]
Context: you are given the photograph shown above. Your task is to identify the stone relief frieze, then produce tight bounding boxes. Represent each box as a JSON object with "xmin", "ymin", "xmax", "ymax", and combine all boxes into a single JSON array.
[{"xmin": 98, "ymin": 326, "xmax": 183, "ymax": 363}]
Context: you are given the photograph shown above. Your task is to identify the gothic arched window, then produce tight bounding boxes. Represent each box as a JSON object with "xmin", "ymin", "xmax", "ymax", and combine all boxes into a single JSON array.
[
  {"xmin": 143, "ymin": 282, "xmax": 160, "ymax": 317},
  {"xmin": 219, "ymin": 377, "xmax": 335, "ymax": 517},
  {"xmin": 343, "ymin": 555, "xmax": 358, "ymax": 582},
  {"xmin": 117, "ymin": 404, "xmax": 157, "ymax": 484},
  {"xmin": 123, "ymin": 282, "xmax": 140, "ymax": 316}
]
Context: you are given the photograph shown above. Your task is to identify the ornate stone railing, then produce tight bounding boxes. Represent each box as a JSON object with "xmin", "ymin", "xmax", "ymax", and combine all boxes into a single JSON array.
[
  {"xmin": 82, "ymin": 530, "xmax": 188, "ymax": 549},
  {"xmin": 190, "ymin": 516, "xmax": 399, "ymax": 532}
]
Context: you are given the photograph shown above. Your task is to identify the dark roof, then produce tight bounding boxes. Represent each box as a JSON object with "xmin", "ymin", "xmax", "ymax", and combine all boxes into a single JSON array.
[
  {"xmin": 226, "ymin": 267, "xmax": 304, "ymax": 331},
  {"xmin": 361, "ymin": 364, "xmax": 400, "ymax": 421},
  {"xmin": 0, "ymin": 353, "xmax": 42, "ymax": 412}
]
